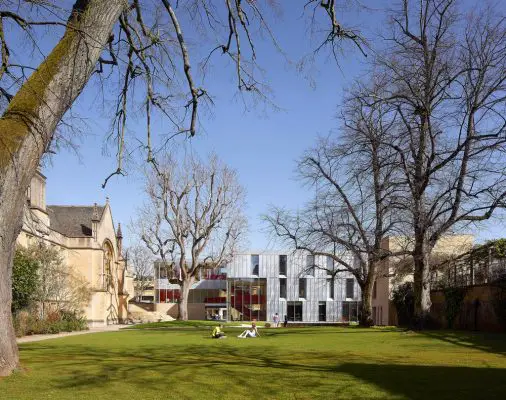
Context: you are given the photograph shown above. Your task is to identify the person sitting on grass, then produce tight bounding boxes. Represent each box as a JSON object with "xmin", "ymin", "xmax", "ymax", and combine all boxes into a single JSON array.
[
  {"xmin": 238, "ymin": 322, "xmax": 260, "ymax": 338},
  {"xmin": 211, "ymin": 324, "xmax": 227, "ymax": 339}
]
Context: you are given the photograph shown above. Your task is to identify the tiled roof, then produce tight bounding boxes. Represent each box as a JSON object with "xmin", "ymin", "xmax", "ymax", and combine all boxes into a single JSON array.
[{"xmin": 47, "ymin": 205, "xmax": 105, "ymax": 238}]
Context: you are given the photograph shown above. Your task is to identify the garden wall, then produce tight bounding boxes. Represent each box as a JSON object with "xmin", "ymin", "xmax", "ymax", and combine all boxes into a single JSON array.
[{"xmin": 430, "ymin": 285, "xmax": 505, "ymax": 332}]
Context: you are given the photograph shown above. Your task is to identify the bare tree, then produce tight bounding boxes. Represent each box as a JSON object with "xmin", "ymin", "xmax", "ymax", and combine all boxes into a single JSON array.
[
  {"xmin": 25, "ymin": 244, "xmax": 92, "ymax": 319},
  {"xmin": 125, "ymin": 244, "xmax": 154, "ymax": 302},
  {"xmin": 136, "ymin": 153, "xmax": 246, "ymax": 320},
  {"xmin": 0, "ymin": 0, "xmax": 364, "ymax": 375},
  {"xmin": 374, "ymin": 0, "xmax": 506, "ymax": 326},
  {"xmin": 264, "ymin": 81, "xmax": 405, "ymax": 326}
]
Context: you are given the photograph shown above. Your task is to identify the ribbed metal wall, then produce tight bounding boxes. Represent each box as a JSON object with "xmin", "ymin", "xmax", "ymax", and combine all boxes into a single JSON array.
[{"xmin": 227, "ymin": 252, "xmax": 361, "ymax": 322}]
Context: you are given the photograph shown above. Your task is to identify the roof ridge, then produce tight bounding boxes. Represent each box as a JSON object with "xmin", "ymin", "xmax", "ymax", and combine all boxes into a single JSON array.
[{"xmin": 47, "ymin": 204, "xmax": 105, "ymax": 208}]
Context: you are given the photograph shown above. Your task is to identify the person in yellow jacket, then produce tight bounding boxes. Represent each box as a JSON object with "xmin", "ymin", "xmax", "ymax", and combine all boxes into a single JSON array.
[{"xmin": 211, "ymin": 324, "xmax": 227, "ymax": 339}]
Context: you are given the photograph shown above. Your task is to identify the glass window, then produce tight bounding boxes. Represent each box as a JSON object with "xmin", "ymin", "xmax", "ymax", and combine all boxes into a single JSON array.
[
  {"xmin": 287, "ymin": 301, "xmax": 303, "ymax": 321},
  {"xmin": 306, "ymin": 255, "xmax": 315, "ymax": 276},
  {"xmin": 228, "ymin": 278, "xmax": 267, "ymax": 321},
  {"xmin": 327, "ymin": 278, "xmax": 334, "ymax": 299},
  {"xmin": 319, "ymin": 302, "xmax": 326, "ymax": 321},
  {"xmin": 299, "ymin": 278, "xmax": 306, "ymax": 298},
  {"xmin": 279, "ymin": 255, "xmax": 287, "ymax": 276},
  {"xmin": 342, "ymin": 301, "xmax": 359, "ymax": 322},
  {"xmin": 346, "ymin": 278, "xmax": 354, "ymax": 299},
  {"xmin": 251, "ymin": 254, "xmax": 259, "ymax": 275},
  {"xmin": 279, "ymin": 278, "xmax": 287, "ymax": 298},
  {"xmin": 373, "ymin": 280, "xmax": 377, "ymax": 299}
]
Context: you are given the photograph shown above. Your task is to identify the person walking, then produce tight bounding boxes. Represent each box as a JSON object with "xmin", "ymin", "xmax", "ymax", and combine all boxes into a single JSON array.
[
  {"xmin": 273, "ymin": 313, "xmax": 280, "ymax": 328},
  {"xmin": 283, "ymin": 314, "xmax": 288, "ymax": 328}
]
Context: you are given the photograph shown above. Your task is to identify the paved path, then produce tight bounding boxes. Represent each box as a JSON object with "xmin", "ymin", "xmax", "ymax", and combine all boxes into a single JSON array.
[{"xmin": 17, "ymin": 324, "xmax": 127, "ymax": 344}]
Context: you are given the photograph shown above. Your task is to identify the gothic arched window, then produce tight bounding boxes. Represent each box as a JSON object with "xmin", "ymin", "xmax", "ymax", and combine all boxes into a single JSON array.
[{"xmin": 103, "ymin": 242, "xmax": 114, "ymax": 290}]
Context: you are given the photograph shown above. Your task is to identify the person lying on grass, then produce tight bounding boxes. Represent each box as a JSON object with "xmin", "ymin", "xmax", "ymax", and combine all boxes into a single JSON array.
[
  {"xmin": 238, "ymin": 322, "xmax": 260, "ymax": 338},
  {"xmin": 211, "ymin": 324, "xmax": 227, "ymax": 339}
]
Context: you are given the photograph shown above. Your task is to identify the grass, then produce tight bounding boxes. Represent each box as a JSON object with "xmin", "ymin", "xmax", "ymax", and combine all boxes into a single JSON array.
[{"xmin": 2, "ymin": 325, "xmax": 506, "ymax": 400}]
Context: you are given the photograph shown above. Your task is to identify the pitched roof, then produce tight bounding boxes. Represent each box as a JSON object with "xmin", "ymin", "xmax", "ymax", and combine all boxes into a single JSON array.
[{"xmin": 47, "ymin": 205, "xmax": 105, "ymax": 237}]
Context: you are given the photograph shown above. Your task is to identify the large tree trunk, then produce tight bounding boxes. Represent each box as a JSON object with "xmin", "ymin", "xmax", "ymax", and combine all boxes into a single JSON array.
[
  {"xmin": 413, "ymin": 238, "xmax": 432, "ymax": 329},
  {"xmin": 0, "ymin": 239, "xmax": 20, "ymax": 377},
  {"xmin": 359, "ymin": 274, "xmax": 375, "ymax": 327},
  {"xmin": 0, "ymin": 0, "xmax": 126, "ymax": 377},
  {"xmin": 178, "ymin": 278, "xmax": 195, "ymax": 321}
]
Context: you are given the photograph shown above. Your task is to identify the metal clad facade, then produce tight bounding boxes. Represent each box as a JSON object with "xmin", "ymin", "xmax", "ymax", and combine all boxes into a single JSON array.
[{"xmin": 226, "ymin": 251, "xmax": 361, "ymax": 322}]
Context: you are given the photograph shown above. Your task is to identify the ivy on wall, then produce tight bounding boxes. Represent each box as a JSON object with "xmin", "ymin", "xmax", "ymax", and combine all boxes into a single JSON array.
[{"xmin": 443, "ymin": 287, "xmax": 466, "ymax": 328}]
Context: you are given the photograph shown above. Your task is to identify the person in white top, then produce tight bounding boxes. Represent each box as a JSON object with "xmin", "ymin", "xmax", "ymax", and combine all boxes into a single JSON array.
[
  {"xmin": 238, "ymin": 322, "xmax": 261, "ymax": 338},
  {"xmin": 272, "ymin": 313, "xmax": 280, "ymax": 327}
]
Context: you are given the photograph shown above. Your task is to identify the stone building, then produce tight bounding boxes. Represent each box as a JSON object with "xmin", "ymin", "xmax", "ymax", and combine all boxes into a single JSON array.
[
  {"xmin": 17, "ymin": 171, "xmax": 134, "ymax": 326},
  {"xmin": 372, "ymin": 235, "xmax": 474, "ymax": 325}
]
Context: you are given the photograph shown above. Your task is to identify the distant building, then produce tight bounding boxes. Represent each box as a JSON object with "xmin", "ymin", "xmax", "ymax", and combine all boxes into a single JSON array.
[
  {"xmin": 155, "ymin": 251, "xmax": 362, "ymax": 323},
  {"xmin": 372, "ymin": 235, "xmax": 474, "ymax": 326},
  {"xmin": 17, "ymin": 171, "xmax": 134, "ymax": 326}
]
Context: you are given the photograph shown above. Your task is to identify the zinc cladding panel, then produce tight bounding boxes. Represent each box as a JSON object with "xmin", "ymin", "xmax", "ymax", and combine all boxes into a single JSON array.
[
  {"xmin": 260, "ymin": 254, "xmax": 275, "ymax": 278},
  {"xmin": 266, "ymin": 277, "xmax": 279, "ymax": 319},
  {"xmin": 287, "ymin": 275, "xmax": 299, "ymax": 301},
  {"xmin": 309, "ymin": 282, "xmax": 318, "ymax": 322},
  {"xmin": 336, "ymin": 278, "xmax": 346, "ymax": 301},
  {"xmin": 228, "ymin": 254, "xmax": 247, "ymax": 278},
  {"xmin": 326, "ymin": 300, "xmax": 340, "ymax": 322}
]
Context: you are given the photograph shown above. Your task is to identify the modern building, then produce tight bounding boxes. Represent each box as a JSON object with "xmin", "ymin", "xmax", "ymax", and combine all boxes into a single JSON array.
[
  {"xmin": 155, "ymin": 251, "xmax": 362, "ymax": 323},
  {"xmin": 17, "ymin": 170, "xmax": 134, "ymax": 326}
]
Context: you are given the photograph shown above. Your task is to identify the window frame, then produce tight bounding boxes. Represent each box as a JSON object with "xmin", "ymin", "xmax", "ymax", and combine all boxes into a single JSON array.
[
  {"xmin": 279, "ymin": 254, "xmax": 287, "ymax": 276},
  {"xmin": 279, "ymin": 278, "xmax": 287, "ymax": 299},
  {"xmin": 346, "ymin": 278, "xmax": 355, "ymax": 299},
  {"xmin": 298, "ymin": 277, "xmax": 307, "ymax": 299},
  {"xmin": 251, "ymin": 254, "xmax": 259, "ymax": 276}
]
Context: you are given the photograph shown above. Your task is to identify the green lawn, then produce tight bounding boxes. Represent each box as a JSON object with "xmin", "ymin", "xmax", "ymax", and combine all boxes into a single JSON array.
[{"xmin": 2, "ymin": 324, "xmax": 506, "ymax": 400}]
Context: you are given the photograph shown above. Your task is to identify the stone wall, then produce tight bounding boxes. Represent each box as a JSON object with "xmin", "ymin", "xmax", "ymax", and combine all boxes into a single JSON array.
[{"xmin": 430, "ymin": 284, "xmax": 506, "ymax": 332}]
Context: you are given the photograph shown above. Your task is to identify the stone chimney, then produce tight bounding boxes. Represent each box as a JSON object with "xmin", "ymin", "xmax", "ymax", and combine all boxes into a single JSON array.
[
  {"xmin": 91, "ymin": 203, "xmax": 100, "ymax": 241},
  {"xmin": 116, "ymin": 223, "xmax": 123, "ymax": 255}
]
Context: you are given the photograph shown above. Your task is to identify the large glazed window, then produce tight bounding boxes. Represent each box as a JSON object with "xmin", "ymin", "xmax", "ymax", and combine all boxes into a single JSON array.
[{"xmin": 228, "ymin": 278, "xmax": 266, "ymax": 321}]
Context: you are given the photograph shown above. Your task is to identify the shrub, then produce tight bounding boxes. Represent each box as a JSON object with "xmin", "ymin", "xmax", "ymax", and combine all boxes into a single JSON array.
[
  {"xmin": 13, "ymin": 310, "xmax": 34, "ymax": 337},
  {"xmin": 392, "ymin": 282, "xmax": 414, "ymax": 326},
  {"xmin": 443, "ymin": 287, "xmax": 466, "ymax": 329},
  {"xmin": 12, "ymin": 247, "xmax": 39, "ymax": 313},
  {"xmin": 264, "ymin": 322, "xmax": 271, "ymax": 328},
  {"xmin": 13, "ymin": 309, "xmax": 88, "ymax": 337}
]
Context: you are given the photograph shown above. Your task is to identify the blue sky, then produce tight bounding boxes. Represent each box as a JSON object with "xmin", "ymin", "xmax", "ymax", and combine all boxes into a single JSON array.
[{"xmin": 41, "ymin": 1, "xmax": 504, "ymax": 249}]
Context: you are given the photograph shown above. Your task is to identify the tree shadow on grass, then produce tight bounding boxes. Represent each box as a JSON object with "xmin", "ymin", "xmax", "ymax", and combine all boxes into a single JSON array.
[
  {"xmin": 420, "ymin": 330, "xmax": 506, "ymax": 356},
  {"xmin": 259, "ymin": 326, "xmax": 401, "ymax": 338},
  {"xmin": 336, "ymin": 362, "xmax": 506, "ymax": 400},
  {"xmin": 18, "ymin": 339, "xmax": 506, "ymax": 400}
]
